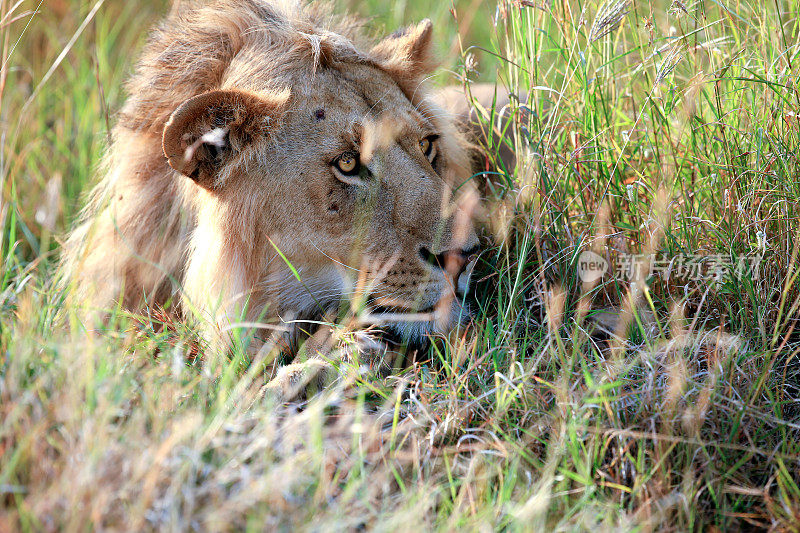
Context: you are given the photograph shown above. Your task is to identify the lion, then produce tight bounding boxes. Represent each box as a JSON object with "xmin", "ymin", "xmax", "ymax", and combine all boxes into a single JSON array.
[{"xmin": 60, "ymin": 0, "xmax": 487, "ymax": 393}]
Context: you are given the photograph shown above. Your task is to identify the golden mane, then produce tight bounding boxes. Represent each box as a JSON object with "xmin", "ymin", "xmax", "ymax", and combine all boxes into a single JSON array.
[{"xmin": 120, "ymin": 0, "xmax": 370, "ymax": 133}]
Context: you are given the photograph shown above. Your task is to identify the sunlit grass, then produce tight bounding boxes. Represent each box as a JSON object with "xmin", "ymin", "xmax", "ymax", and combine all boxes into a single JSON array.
[{"xmin": 2, "ymin": 0, "xmax": 799, "ymax": 530}]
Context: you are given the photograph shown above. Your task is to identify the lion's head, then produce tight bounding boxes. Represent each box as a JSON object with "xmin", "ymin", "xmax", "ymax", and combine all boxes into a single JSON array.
[{"xmin": 64, "ymin": 0, "xmax": 480, "ymax": 346}]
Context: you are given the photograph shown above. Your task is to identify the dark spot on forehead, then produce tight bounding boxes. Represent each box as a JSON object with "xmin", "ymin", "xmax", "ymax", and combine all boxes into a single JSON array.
[{"xmin": 314, "ymin": 108, "xmax": 325, "ymax": 121}]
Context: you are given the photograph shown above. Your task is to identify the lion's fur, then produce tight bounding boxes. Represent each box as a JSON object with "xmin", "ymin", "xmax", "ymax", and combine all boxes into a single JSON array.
[{"xmin": 61, "ymin": 0, "xmax": 479, "ymax": 348}]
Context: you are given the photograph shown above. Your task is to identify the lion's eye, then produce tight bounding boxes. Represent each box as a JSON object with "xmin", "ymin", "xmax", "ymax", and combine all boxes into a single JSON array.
[
  {"xmin": 420, "ymin": 135, "xmax": 437, "ymax": 159},
  {"xmin": 420, "ymin": 138, "xmax": 431, "ymax": 156},
  {"xmin": 334, "ymin": 152, "xmax": 359, "ymax": 175}
]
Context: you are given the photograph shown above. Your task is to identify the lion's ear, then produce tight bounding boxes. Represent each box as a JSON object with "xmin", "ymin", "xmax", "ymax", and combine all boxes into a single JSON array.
[
  {"xmin": 371, "ymin": 19, "xmax": 436, "ymax": 78},
  {"xmin": 162, "ymin": 89, "xmax": 288, "ymax": 189}
]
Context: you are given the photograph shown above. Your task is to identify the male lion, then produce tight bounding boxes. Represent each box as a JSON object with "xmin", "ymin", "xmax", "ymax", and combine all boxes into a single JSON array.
[{"xmin": 61, "ymin": 0, "xmax": 484, "ymax": 392}]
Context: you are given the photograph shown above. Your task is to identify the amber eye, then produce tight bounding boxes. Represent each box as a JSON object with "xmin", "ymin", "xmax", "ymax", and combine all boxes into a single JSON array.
[
  {"xmin": 420, "ymin": 135, "xmax": 437, "ymax": 159},
  {"xmin": 420, "ymin": 137, "xmax": 432, "ymax": 156},
  {"xmin": 334, "ymin": 152, "xmax": 359, "ymax": 175}
]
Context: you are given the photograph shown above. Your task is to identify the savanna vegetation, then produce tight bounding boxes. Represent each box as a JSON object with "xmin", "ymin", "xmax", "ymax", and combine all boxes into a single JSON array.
[{"xmin": 2, "ymin": 0, "xmax": 799, "ymax": 530}]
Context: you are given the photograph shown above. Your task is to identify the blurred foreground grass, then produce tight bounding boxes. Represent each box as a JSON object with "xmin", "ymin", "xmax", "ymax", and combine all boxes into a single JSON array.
[{"xmin": 2, "ymin": 0, "xmax": 800, "ymax": 530}]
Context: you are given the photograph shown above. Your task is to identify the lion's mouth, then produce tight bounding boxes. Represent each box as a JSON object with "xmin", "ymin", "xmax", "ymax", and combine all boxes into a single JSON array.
[
  {"xmin": 366, "ymin": 291, "xmax": 467, "ymax": 316},
  {"xmin": 367, "ymin": 303, "xmax": 436, "ymax": 317},
  {"xmin": 360, "ymin": 292, "xmax": 469, "ymax": 327},
  {"xmin": 353, "ymin": 254, "xmax": 477, "ymax": 325}
]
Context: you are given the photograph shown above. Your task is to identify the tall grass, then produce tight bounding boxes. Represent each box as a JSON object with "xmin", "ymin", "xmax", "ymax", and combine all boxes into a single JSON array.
[{"xmin": 2, "ymin": 0, "xmax": 799, "ymax": 530}]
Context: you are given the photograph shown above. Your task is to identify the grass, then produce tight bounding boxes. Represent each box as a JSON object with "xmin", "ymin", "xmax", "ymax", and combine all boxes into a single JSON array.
[{"xmin": 2, "ymin": 0, "xmax": 800, "ymax": 530}]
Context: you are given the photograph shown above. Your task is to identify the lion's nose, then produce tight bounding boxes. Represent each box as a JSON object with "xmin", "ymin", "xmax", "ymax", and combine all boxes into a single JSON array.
[{"xmin": 419, "ymin": 244, "xmax": 479, "ymax": 279}]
